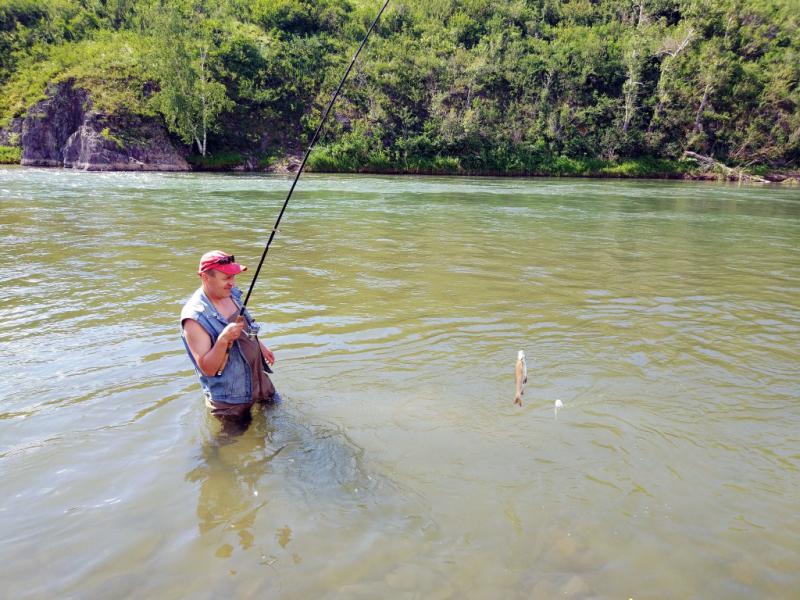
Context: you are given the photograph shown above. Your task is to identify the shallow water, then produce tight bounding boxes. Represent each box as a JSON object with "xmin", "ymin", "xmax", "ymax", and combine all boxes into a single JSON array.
[{"xmin": 1, "ymin": 167, "xmax": 798, "ymax": 598}]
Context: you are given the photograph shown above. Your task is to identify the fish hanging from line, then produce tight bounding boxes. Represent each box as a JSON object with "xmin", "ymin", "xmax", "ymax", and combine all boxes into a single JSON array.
[{"xmin": 514, "ymin": 350, "xmax": 527, "ymax": 406}]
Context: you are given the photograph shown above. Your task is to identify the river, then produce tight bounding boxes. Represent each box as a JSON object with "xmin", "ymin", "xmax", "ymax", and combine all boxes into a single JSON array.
[{"xmin": 1, "ymin": 167, "xmax": 798, "ymax": 598}]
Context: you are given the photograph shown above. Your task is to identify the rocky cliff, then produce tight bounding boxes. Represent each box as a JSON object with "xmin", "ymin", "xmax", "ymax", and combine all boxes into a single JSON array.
[{"xmin": 17, "ymin": 81, "xmax": 189, "ymax": 171}]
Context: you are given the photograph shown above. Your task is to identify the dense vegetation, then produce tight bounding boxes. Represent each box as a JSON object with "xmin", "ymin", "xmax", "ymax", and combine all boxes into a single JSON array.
[{"xmin": 1, "ymin": 0, "xmax": 798, "ymax": 174}]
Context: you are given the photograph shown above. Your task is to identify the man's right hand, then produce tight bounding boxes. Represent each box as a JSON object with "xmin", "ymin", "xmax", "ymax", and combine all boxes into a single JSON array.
[{"xmin": 218, "ymin": 319, "xmax": 245, "ymax": 347}]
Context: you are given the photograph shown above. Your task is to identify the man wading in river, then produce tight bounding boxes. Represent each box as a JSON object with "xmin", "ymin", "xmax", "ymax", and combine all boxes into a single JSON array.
[{"xmin": 181, "ymin": 251, "xmax": 276, "ymax": 423}]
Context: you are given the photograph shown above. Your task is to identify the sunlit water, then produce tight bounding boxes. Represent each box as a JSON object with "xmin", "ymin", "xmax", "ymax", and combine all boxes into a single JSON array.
[{"xmin": 1, "ymin": 167, "xmax": 798, "ymax": 598}]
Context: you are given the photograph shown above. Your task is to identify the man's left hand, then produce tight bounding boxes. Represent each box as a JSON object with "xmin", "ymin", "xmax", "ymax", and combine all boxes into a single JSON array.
[{"xmin": 260, "ymin": 342, "xmax": 275, "ymax": 366}]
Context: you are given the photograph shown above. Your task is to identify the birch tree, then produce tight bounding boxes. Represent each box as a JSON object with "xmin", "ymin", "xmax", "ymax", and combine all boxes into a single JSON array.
[
  {"xmin": 647, "ymin": 23, "xmax": 695, "ymax": 133},
  {"xmin": 147, "ymin": 0, "xmax": 233, "ymax": 156},
  {"xmin": 621, "ymin": 42, "xmax": 643, "ymax": 134},
  {"xmin": 619, "ymin": 1, "xmax": 658, "ymax": 136}
]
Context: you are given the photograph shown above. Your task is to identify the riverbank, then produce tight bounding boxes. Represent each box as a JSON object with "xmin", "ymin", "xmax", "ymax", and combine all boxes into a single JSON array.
[
  {"xmin": 303, "ymin": 153, "xmax": 799, "ymax": 183},
  {"xmin": 3, "ymin": 1, "xmax": 798, "ymax": 190},
  {"xmin": 3, "ymin": 146, "xmax": 797, "ymax": 183}
]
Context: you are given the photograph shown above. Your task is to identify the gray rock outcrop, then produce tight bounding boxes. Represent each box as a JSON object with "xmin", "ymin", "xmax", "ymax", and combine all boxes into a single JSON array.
[
  {"xmin": 19, "ymin": 80, "xmax": 189, "ymax": 171},
  {"xmin": 20, "ymin": 83, "xmax": 88, "ymax": 167}
]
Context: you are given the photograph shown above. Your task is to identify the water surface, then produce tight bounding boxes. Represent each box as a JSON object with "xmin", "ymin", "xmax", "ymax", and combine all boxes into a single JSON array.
[{"xmin": 1, "ymin": 168, "xmax": 798, "ymax": 598}]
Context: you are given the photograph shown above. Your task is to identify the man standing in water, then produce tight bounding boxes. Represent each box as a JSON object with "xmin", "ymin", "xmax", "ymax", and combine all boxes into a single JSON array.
[{"xmin": 181, "ymin": 250, "xmax": 276, "ymax": 423}]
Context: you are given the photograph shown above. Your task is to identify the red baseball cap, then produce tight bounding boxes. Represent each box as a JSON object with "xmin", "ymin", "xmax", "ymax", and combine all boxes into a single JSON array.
[{"xmin": 198, "ymin": 250, "xmax": 247, "ymax": 275}]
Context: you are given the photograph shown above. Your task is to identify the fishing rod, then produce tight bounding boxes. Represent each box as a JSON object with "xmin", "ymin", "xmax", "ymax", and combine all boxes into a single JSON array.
[
  {"xmin": 239, "ymin": 0, "xmax": 391, "ymax": 311},
  {"xmin": 219, "ymin": 0, "xmax": 391, "ymax": 375}
]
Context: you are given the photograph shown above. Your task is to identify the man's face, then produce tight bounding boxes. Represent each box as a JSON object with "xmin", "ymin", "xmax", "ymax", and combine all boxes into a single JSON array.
[{"xmin": 201, "ymin": 269, "xmax": 236, "ymax": 299}]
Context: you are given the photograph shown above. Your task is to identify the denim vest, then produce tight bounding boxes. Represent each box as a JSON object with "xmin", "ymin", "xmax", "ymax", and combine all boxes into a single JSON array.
[{"xmin": 180, "ymin": 286, "xmax": 260, "ymax": 404}]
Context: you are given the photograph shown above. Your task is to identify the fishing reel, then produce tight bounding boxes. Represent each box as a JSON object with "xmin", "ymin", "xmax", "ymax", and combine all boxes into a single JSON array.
[
  {"xmin": 244, "ymin": 320, "xmax": 260, "ymax": 341},
  {"xmin": 243, "ymin": 320, "xmax": 273, "ymax": 373}
]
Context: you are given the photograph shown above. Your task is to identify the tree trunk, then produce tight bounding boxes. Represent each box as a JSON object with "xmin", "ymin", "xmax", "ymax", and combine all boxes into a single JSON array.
[
  {"xmin": 637, "ymin": 1, "xmax": 646, "ymax": 29},
  {"xmin": 622, "ymin": 73, "xmax": 641, "ymax": 133},
  {"xmin": 648, "ymin": 61, "xmax": 671, "ymax": 133},
  {"xmin": 198, "ymin": 47, "xmax": 208, "ymax": 157},
  {"xmin": 623, "ymin": 82, "xmax": 635, "ymax": 133},
  {"xmin": 693, "ymin": 82, "xmax": 712, "ymax": 134},
  {"xmin": 683, "ymin": 151, "xmax": 769, "ymax": 182},
  {"xmin": 647, "ymin": 29, "xmax": 694, "ymax": 133},
  {"xmin": 622, "ymin": 48, "xmax": 641, "ymax": 133}
]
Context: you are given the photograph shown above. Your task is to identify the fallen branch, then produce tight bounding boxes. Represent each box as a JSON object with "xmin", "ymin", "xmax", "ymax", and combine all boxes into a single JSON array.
[{"xmin": 683, "ymin": 151, "xmax": 769, "ymax": 183}]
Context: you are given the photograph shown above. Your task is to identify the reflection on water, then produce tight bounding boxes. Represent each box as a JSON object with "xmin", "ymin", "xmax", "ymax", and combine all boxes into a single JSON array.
[
  {"xmin": 0, "ymin": 168, "xmax": 798, "ymax": 598},
  {"xmin": 187, "ymin": 412, "xmax": 276, "ymax": 557},
  {"xmin": 179, "ymin": 401, "xmax": 436, "ymax": 597}
]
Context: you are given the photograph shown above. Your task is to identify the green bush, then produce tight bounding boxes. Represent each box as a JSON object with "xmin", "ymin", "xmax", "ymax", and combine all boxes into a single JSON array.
[
  {"xmin": 599, "ymin": 157, "xmax": 690, "ymax": 178},
  {"xmin": 100, "ymin": 127, "xmax": 124, "ymax": 149},
  {"xmin": 1, "ymin": 0, "xmax": 797, "ymax": 172},
  {"xmin": 0, "ymin": 145, "xmax": 21, "ymax": 163},
  {"xmin": 187, "ymin": 151, "xmax": 245, "ymax": 170},
  {"xmin": 0, "ymin": 32, "xmax": 154, "ymax": 127}
]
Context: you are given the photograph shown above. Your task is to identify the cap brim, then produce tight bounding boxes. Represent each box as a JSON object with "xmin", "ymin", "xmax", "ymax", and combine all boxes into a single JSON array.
[{"xmin": 210, "ymin": 263, "xmax": 247, "ymax": 275}]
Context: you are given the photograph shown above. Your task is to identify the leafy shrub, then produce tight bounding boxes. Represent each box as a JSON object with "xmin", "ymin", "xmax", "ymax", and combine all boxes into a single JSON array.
[
  {"xmin": 0, "ymin": 145, "xmax": 21, "ymax": 163},
  {"xmin": 187, "ymin": 151, "xmax": 245, "ymax": 170},
  {"xmin": 0, "ymin": 32, "xmax": 154, "ymax": 126}
]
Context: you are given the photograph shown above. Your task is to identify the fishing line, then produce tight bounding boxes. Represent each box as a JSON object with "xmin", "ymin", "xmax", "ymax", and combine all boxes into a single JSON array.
[
  {"xmin": 239, "ymin": 0, "xmax": 392, "ymax": 312},
  {"xmin": 218, "ymin": 0, "xmax": 391, "ymax": 376}
]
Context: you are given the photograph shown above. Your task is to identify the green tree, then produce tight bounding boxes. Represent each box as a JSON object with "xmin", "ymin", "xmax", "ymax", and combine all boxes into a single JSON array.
[
  {"xmin": 1, "ymin": 0, "xmax": 797, "ymax": 171},
  {"xmin": 146, "ymin": 0, "xmax": 233, "ymax": 156}
]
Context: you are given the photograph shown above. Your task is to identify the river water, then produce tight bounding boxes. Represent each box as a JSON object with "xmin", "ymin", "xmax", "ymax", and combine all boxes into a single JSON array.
[{"xmin": 1, "ymin": 168, "xmax": 798, "ymax": 598}]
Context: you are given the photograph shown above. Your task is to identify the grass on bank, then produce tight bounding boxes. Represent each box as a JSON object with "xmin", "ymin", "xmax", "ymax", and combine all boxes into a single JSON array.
[
  {"xmin": 0, "ymin": 145, "xmax": 21, "ymax": 163},
  {"xmin": 187, "ymin": 148, "xmax": 298, "ymax": 171},
  {"xmin": 307, "ymin": 143, "xmax": 692, "ymax": 178},
  {"xmin": 187, "ymin": 148, "xmax": 283, "ymax": 170},
  {"xmin": 0, "ymin": 32, "xmax": 154, "ymax": 127},
  {"xmin": 187, "ymin": 151, "xmax": 246, "ymax": 170}
]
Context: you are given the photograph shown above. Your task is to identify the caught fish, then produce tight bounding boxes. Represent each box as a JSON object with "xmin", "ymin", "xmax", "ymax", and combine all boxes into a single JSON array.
[{"xmin": 514, "ymin": 350, "xmax": 527, "ymax": 406}]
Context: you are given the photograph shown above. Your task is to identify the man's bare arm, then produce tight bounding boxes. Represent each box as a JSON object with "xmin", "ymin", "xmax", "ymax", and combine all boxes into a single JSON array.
[{"xmin": 183, "ymin": 318, "xmax": 244, "ymax": 376}]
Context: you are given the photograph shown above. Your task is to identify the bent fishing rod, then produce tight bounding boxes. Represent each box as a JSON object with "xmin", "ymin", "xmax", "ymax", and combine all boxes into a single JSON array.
[
  {"xmin": 219, "ymin": 0, "xmax": 391, "ymax": 374},
  {"xmin": 240, "ymin": 0, "xmax": 391, "ymax": 311}
]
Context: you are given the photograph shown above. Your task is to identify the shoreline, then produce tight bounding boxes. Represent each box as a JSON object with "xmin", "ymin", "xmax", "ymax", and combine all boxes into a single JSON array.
[
  {"xmin": 2, "ymin": 161, "xmax": 798, "ymax": 184},
  {"xmin": 308, "ymin": 168, "xmax": 800, "ymax": 183}
]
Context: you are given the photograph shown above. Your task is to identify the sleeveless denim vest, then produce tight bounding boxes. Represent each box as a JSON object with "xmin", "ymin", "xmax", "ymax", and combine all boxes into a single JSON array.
[{"xmin": 180, "ymin": 286, "xmax": 260, "ymax": 404}]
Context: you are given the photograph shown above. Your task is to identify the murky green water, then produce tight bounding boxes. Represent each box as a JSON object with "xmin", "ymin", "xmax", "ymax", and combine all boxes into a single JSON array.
[{"xmin": 1, "ymin": 167, "xmax": 798, "ymax": 598}]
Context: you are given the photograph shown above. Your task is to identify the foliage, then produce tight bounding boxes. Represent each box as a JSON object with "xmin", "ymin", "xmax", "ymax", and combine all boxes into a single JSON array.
[
  {"xmin": 143, "ymin": 0, "xmax": 234, "ymax": 156},
  {"xmin": 187, "ymin": 149, "xmax": 245, "ymax": 169},
  {"xmin": 0, "ymin": 31, "xmax": 154, "ymax": 126},
  {"xmin": 0, "ymin": 0, "xmax": 797, "ymax": 172},
  {"xmin": 100, "ymin": 126, "xmax": 124, "ymax": 148},
  {"xmin": 0, "ymin": 144, "xmax": 21, "ymax": 163}
]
